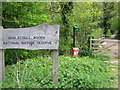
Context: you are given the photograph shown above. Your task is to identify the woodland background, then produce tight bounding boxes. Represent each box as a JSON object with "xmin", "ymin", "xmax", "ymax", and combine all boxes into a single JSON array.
[
  {"xmin": 2, "ymin": 2, "xmax": 119, "ymax": 64},
  {"xmin": 0, "ymin": 2, "xmax": 119, "ymax": 88}
]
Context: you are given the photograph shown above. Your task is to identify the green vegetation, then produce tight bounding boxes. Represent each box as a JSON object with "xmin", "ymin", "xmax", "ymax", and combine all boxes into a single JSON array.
[
  {"xmin": 94, "ymin": 55, "xmax": 110, "ymax": 61},
  {"xmin": 0, "ymin": 2, "xmax": 119, "ymax": 88},
  {"xmin": 1, "ymin": 56, "xmax": 115, "ymax": 88},
  {"xmin": 2, "ymin": 2, "xmax": 119, "ymax": 62}
]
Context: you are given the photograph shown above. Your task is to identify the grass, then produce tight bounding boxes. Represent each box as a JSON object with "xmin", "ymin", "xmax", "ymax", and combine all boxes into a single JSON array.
[{"xmin": 0, "ymin": 56, "xmax": 116, "ymax": 88}]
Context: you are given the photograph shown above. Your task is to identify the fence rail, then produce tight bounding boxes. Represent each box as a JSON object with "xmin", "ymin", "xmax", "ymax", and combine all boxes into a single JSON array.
[{"xmin": 90, "ymin": 37, "xmax": 119, "ymax": 53}]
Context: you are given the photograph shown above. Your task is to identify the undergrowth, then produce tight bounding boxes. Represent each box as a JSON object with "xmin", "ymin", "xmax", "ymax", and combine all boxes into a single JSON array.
[{"xmin": 1, "ymin": 56, "xmax": 115, "ymax": 88}]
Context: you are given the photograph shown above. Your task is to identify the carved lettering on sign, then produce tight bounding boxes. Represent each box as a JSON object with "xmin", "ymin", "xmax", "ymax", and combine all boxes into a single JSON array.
[{"xmin": 0, "ymin": 24, "xmax": 59, "ymax": 50}]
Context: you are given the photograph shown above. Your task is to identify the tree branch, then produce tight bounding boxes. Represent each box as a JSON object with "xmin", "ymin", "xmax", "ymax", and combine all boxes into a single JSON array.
[{"xmin": 0, "ymin": 16, "xmax": 20, "ymax": 23}]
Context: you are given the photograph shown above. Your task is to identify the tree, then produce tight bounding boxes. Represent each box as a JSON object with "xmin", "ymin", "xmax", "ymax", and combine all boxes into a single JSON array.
[
  {"xmin": 60, "ymin": 2, "xmax": 73, "ymax": 55},
  {"xmin": 2, "ymin": 2, "xmax": 49, "ymax": 64},
  {"xmin": 108, "ymin": 2, "xmax": 119, "ymax": 39},
  {"xmin": 102, "ymin": 2, "xmax": 114, "ymax": 36},
  {"xmin": 2, "ymin": 2, "xmax": 48, "ymax": 28}
]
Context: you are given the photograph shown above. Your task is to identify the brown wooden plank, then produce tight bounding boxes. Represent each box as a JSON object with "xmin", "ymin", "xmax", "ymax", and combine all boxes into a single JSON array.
[
  {"xmin": 97, "ymin": 44, "xmax": 116, "ymax": 52},
  {"xmin": 92, "ymin": 47, "xmax": 101, "ymax": 50}
]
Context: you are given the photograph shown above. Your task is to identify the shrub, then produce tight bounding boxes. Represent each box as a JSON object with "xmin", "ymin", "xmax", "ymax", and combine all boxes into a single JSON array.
[
  {"xmin": 5, "ymin": 49, "xmax": 51, "ymax": 65},
  {"xmin": 93, "ymin": 55, "xmax": 110, "ymax": 61},
  {"xmin": 79, "ymin": 46, "xmax": 93, "ymax": 57},
  {"xmin": 1, "ymin": 56, "xmax": 115, "ymax": 88}
]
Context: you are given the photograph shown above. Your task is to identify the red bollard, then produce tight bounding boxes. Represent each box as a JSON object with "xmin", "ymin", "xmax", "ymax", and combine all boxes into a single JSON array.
[{"xmin": 72, "ymin": 47, "xmax": 79, "ymax": 57}]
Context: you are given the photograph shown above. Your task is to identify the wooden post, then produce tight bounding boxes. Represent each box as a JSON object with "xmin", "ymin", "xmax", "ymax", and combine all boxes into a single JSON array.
[
  {"xmin": 0, "ymin": 50, "xmax": 4, "ymax": 81},
  {"xmin": 0, "ymin": 26, "xmax": 4, "ymax": 82},
  {"xmin": 90, "ymin": 37, "xmax": 92, "ymax": 50},
  {"xmin": 52, "ymin": 50, "xmax": 58, "ymax": 84}
]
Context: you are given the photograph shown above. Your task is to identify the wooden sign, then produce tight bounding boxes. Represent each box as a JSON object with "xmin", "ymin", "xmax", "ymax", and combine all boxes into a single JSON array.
[
  {"xmin": 0, "ymin": 24, "xmax": 59, "ymax": 50},
  {"xmin": 0, "ymin": 24, "xmax": 59, "ymax": 85}
]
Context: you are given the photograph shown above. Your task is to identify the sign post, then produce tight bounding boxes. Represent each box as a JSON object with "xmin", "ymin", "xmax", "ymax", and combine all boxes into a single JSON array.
[
  {"xmin": 52, "ymin": 50, "xmax": 58, "ymax": 84},
  {"xmin": 0, "ymin": 24, "xmax": 59, "ymax": 85},
  {"xmin": 73, "ymin": 25, "xmax": 80, "ymax": 47},
  {"xmin": 0, "ymin": 50, "xmax": 4, "ymax": 81},
  {"xmin": 0, "ymin": 27, "xmax": 4, "ymax": 83},
  {"xmin": 72, "ymin": 25, "xmax": 80, "ymax": 57}
]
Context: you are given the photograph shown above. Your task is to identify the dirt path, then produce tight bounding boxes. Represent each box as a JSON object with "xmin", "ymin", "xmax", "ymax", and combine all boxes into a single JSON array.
[
  {"xmin": 101, "ymin": 38, "xmax": 119, "ymax": 58},
  {"xmin": 96, "ymin": 36, "xmax": 119, "ymax": 88}
]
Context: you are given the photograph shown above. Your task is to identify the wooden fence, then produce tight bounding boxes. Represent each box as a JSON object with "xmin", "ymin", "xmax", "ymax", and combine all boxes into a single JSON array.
[{"xmin": 90, "ymin": 37, "xmax": 119, "ymax": 54}]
